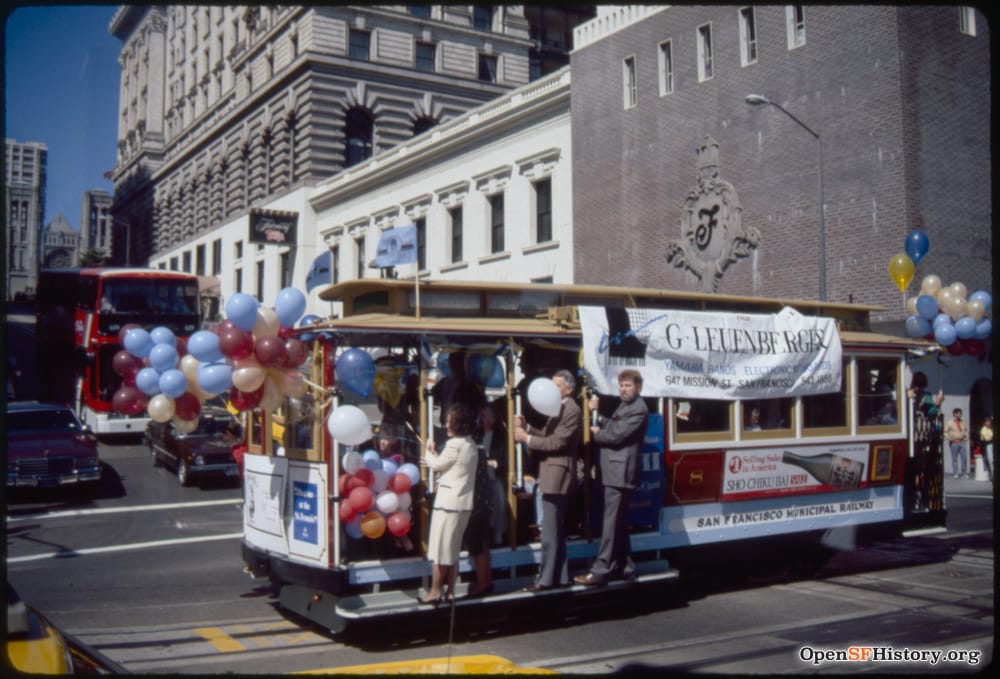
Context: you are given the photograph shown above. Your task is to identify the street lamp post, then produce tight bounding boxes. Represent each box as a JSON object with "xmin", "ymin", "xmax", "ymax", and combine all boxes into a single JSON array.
[{"xmin": 745, "ymin": 94, "xmax": 826, "ymax": 302}]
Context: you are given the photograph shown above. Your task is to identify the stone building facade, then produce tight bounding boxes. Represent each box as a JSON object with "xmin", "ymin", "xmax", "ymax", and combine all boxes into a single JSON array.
[
  {"xmin": 40, "ymin": 214, "xmax": 80, "ymax": 269},
  {"xmin": 80, "ymin": 189, "xmax": 114, "ymax": 261},
  {"xmin": 4, "ymin": 138, "xmax": 47, "ymax": 299},
  {"xmin": 108, "ymin": 5, "xmax": 592, "ymax": 272},
  {"xmin": 570, "ymin": 6, "xmax": 991, "ymax": 323}
]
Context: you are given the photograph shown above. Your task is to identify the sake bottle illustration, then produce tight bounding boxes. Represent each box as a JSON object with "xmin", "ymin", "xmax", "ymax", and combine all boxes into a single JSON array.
[{"xmin": 782, "ymin": 451, "xmax": 864, "ymax": 488}]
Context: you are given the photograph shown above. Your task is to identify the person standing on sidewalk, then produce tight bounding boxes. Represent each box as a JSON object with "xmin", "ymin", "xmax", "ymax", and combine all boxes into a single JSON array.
[
  {"xmin": 944, "ymin": 408, "xmax": 971, "ymax": 478},
  {"xmin": 979, "ymin": 415, "xmax": 993, "ymax": 479}
]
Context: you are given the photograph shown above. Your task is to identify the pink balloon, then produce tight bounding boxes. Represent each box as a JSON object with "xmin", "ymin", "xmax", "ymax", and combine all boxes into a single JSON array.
[
  {"xmin": 390, "ymin": 472, "xmax": 412, "ymax": 494},
  {"xmin": 339, "ymin": 500, "xmax": 357, "ymax": 523},
  {"xmin": 349, "ymin": 486, "xmax": 375, "ymax": 514},
  {"xmin": 254, "ymin": 335, "xmax": 288, "ymax": 368},
  {"xmin": 354, "ymin": 468, "xmax": 375, "ymax": 488},
  {"xmin": 387, "ymin": 511, "xmax": 411, "ymax": 538}
]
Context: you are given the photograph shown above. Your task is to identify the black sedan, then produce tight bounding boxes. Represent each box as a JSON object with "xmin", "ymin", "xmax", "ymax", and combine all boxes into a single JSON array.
[
  {"xmin": 145, "ymin": 405, "xmax": 241, "ymax": 486},
  {"xmin": 6, "ymin": 402, "xmax": 101, "ymax": 488}
]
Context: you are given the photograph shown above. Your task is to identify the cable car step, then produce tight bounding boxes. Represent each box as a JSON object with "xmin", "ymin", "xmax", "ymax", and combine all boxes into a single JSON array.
[{"xmin": 336, "ymin": 561, "xmax": 678, "ymax": 620}]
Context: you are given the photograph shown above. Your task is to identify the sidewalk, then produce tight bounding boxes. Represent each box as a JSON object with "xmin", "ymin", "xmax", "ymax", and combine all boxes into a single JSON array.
[{"xmin": 944, "ymin": 473, "xmax": 993, "ymax": 497}]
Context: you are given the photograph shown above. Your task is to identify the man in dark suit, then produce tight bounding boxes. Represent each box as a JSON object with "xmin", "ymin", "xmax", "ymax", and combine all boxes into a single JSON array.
[
  {"xmin": 513, "ymin": 369, "xmax": 581, "ymax": 591},
  {"xmin": 576, "ymin": 369, "xmax": 648, "ymax": 587}
]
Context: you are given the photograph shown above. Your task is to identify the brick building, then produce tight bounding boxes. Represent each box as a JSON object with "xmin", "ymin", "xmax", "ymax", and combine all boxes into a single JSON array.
[{"xmin": 570, "ymin": 6, "xmax": 990, "ymax": 324}]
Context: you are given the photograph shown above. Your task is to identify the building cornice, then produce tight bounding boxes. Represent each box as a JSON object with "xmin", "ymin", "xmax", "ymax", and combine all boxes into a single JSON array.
[{"xmin": 572, "ymin": 5, "xmax": 670, "ymax": 52}]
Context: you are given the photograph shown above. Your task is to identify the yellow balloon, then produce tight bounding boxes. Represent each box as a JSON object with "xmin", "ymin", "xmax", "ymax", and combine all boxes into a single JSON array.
[
  {"xmin": 360, "ymin": 511, "xmax": 386, "ymax": 539},
  {"xmin": 888, "ymin": 253, "xmax": 915, "ymax": 292},
  {"xmin": 968, "ymin": 299, "xmax": 986, "ymax": 321}
]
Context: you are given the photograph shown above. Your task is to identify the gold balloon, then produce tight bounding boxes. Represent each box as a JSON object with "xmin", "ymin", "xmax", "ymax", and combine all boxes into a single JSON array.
[
  {"xmin": 906, "ymin": 296, "xmax": 918, "ymax": 317},
  {"xmin": 148, "ymin": 394, "xmax": 176, "ymax": 423},
  {"xmin": 949, "ymin": 282, "xmax": 968, "ymax": 300},
  {"xmin": 887, "ymin": 253, "xmax": 915, "ymax": 292},
  {"xmin": 968, "ymin": 299, "xmax": 986, "ymax": 321},
  {"xmin": 360, "ymin": 511, "xmax": 386, "ymax": 539},
  {"xmin": 172, "ymin": 415, "xmax": 199, "ymax": 434}
]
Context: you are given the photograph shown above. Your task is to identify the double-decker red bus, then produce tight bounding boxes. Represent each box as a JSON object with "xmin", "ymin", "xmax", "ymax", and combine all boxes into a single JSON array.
[
  {"xmin": 36, "ymin": 268, "xmax": 200, "ymax": 434},
  {"xmin": 239, "ymin": 279, "xmax": 946, "ymax": 633}
]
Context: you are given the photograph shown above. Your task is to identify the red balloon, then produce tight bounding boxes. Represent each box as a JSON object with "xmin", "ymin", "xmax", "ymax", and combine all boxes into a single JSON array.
[
  {"xmin": 390, "ymin": 472, "xmax": 412, "ymax": 494},
  {"xmin": 347, "ymin": 474, "xmax": 369, "ymax": 490},
  {"xmin": 174, "ymin": 392, "xmax": 202, "ymax": 421},
  {"xmin": 112, "ymin": 385, "xmax": 148, "ymax": 416},
  {"xmin": 255, "ymin": 335, "xmax": 288, "ymax": 368},
  {"xmin": 284, "ymin": 338, "xmax": 308, "ymax": 368},
  {"xmin": 339, "ymin": 500, "xmax": 357, "ymax": 523},
  {"xmin": 215, "ymin": 319, "xmax": 236, "ymax": 336},
  {"xmin": 387, "ymin": 511, "xmax": 411, "ymax": 537},
  {"xmin": 339, "ymin": 473, "xmax": 353, "ymax": 496},
  {"xmin": 118, "ymin": 323, "xmax": 141, "ymax": 345},
  {"xmin": 354, "ymin": 468, "xmax": 375, "ymax": 488},
  {"xmin": 230, "ymin": 384, "xmax": 264, "ymax": 411},
  {"xmin": 349, "ymin": 486, "xmax": 375, "ymax": 513},
  {"xmin": 219, "ymin": 327, "xmax": 255, "ymax": 360},
  {"xmin": 279, "ymin": 326, "xmax": 292, "ymax": 340},
  {"xmin": 966, "ymin": 339, "xmax": 985, "ymax": 357},
  {"xmin": 947, "ymin": 339, "xmax": 966, "ymax": 355},
  {"xmin": 175, "ymin": 336, "xmax": 188, "ymax": 357},
  {"xmin": 112, "ymin": 349, "xmax": 143, "ymax": 379}
]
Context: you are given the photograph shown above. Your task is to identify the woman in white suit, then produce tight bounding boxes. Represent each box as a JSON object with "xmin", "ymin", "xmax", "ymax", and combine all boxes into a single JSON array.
[{"xmin": 421, "ymin": 403, "xmax": 478, "ymax": 604}]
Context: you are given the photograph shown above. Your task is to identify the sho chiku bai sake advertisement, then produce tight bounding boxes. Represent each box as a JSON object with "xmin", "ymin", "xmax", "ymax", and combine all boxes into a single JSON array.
[
  {"xmin": 723, "ymin": 443, "xmax": 869, "ymax": 502},
  {"xmin": 579, "ymin": 305, "xmax": 842, "ymax": 400}
]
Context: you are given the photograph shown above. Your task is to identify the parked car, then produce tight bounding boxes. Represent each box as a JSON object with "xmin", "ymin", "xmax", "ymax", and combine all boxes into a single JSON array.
[
  {"xmin": 6, "ymin": 583, "xmax": 127, "ymax": 674},
  {"xmin": 6, "ymin": 402, "xmax": 101, "ymax": 488},
  {"xmin": 145, "ymin": 404, "xmax": 242, "ymax": 486}
]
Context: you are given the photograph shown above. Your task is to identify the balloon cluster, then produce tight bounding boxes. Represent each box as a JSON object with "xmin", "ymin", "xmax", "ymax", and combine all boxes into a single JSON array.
[
  {"xmin": 111, "ymin": 288, "xmax": 312, "ymax": 426},
  {"xmin": 338, "ymin": 450, "xmax": 420, "ymax": 540},
  {"xmin": 905, "ymin": 276, "xmax": 992, "ymax": 355}
]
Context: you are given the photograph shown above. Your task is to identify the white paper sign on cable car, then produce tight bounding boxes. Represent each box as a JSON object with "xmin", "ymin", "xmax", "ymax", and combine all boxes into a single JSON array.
[{"xmin": 579, "ymin": 305, "xmax": 842, "ymax": 400}]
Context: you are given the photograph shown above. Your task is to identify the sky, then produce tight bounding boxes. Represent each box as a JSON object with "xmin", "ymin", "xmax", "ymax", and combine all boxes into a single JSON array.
[{"xmin": 4, "ymin": 5, "xmax": 121, "ymax": 230}]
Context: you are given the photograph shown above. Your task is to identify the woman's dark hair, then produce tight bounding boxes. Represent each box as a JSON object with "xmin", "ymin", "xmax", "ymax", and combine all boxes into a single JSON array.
[
  {"xmin": 446, "ymin": 403, "xmax": 478, "ymax": 436},
  {"xmin": 910, "ymin": 371, "xmax": 928, "ymax": 390}
]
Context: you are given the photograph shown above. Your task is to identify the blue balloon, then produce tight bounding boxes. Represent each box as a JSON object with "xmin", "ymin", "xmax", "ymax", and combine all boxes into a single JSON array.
[
  {"xmin": 398, "ymin": 463, "xmax": 420, "ymax": 487},
  {"xmin": 381, "ymin": 457, "xmax": 399, "ymax": 477},
  {"xmin": 485, "ymin": 356, "xmax": 505, "ymax": 388},
  {"xmin": 197, "ymin": 362, "xmax": 233, "ymax": 395},
  {"xmin": 149, "ymin": 343, "xmax": 179, "ymax": 373},
  {"xmin": 150, "ymin": 326, "xmax": 176, "ymax": 346},
  {"xmin": 975, "ymin": 319, "xmax": 992, "ymax": 340},
  {"xmin": 954, "ymin": 316, "xmax": 977, "ymax": 339},
  {"xmin": 136, "ymin": 367, "xmax": 162, "ymax": 396},
  {"xmin": 915, "ymin": 294, "xmax": 938, "ymax": 321},
  {"xmin": 934, "ymin": 321, "xmax": 957, "ymax": 346},
  {"xmin": 124, "ymin": 328, "xmax": 154, "ymax": 358},
  {"xmin": 298, "ymin": 314, "xmax": 321, "ymax": 327},
  {"xmin": 344, "ymin": 516, "xmax": 363, "ymax": 539},
  {"xmin": 436, "ymin": 352, "xmax": 452, "ymax": 378},
  {"xmin": 275, "ymin": 287, "xmax": 307, "ymax": 328},
  {"xmin": 932, "ymin": 313, "xmax": 952, "ymax": 329},
  {"xmin": 362, "ymin": 449, "xmax": 382, "ymax": 471},
  {"xmin": 904, "ymin": 230, "xmax": 930, "ymax": 265},
  {"xmin": 226, "ymin": 293, "xmax": 260, "ymax": 332},
  {"xmin": 970, "ymin": 290, "xmax": 992, "ymax": 311},
  {"xmin": 905, "ymin": 315, "xmax": 931, "ymax": 338},
  {"xmin": 158, "ymin": 369, "xmax": 188, "ymax": 398},
  {"xmin": 336, "ymin": 348, "xmax": 376, "ymax": 397},
  {"xmin": 187, "ymin": 330, "xmax": 223, "ymax": 363}
]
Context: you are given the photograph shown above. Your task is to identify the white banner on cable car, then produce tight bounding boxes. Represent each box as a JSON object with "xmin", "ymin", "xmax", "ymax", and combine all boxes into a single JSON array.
[{"xmin": 579, "ymin": 305, "xmax": 842, "ymax": 400}]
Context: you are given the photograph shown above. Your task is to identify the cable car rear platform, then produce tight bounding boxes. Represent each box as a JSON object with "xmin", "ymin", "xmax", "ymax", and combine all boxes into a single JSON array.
[{"xmin": 334, "ymin": 559, "xmax": 678, "ymax": 621}]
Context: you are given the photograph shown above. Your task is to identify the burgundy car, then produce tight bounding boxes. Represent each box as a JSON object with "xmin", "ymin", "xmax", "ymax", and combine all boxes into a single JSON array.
[
  {"xmin": 145, "ymin": 405, "xmax": 241, "ymax": 486},
  {"xmin": 6, "ymin": 402, "xmax": 101, "ymax": 488}
]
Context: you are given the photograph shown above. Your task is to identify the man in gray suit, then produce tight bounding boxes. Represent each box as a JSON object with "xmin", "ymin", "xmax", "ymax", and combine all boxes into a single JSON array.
[
  {"xmin": 576, "ymin": 369, "xmax": 648, "ymax": 587},
  {"xmin": 513, "ymin": 369, "xmax": 581, "ymax": 591}
]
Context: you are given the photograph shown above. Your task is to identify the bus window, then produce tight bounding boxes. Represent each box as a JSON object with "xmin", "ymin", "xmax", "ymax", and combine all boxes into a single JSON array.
[
  {"xmin": 742, "ymin": 397, "xmax": 794, "ymax": 438},
  {"xmin": 283, "ymin": 393, "xmax": 318, "ymax": 458},
  {"xmin": 857, "ymin": 356, "xmax": 901, "ymax": 431},
  {"xmin": 802, "ymin": 358, "xmax": 851, "ymax": 435},
  {"xmin": 673, "ymin": 398, "xmax": 733, "ymax": 442}
]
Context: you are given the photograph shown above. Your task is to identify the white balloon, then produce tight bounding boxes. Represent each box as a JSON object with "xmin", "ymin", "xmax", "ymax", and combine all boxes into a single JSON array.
[
  {"xmin": 342, "ymin": 450, "xmax": 363, "ymax": 474},
  {"xmin": 527, "ymin": 377, "xmax": 562, "ymax": 417},
  {"xmin": 327, "ymin": 404, "xmax": 373, "ymax": 446},
  {"xmin": 172, "ymin": 416, "xmax": 199, "ymax": 434},
  {"xmin": 396, "ymin": 490, "xmax": 412, "ymax": 511},
  {"xmin": 375, "ymin": 490, "xmax": 399, "ymax": 514},
  {"xmin": 253, "ymin": 306, "xmax": 281, "ymax": 338},
  {"xmin": 148, "ymin": 394, "xmax": 176, "ymax": 423}
]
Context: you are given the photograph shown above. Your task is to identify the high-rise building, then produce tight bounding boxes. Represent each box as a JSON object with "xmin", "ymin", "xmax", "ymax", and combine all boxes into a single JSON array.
[
  {"xmin": 80, "ymin": 189, "xmax": 114, "ymax": 262},
  {"xmin": 107, "ymin": 5, "xmax": 594, "ymax": 275},
  {"xmin": 4, "ymin": 138, "xmax": 47, "ymax": 300}
]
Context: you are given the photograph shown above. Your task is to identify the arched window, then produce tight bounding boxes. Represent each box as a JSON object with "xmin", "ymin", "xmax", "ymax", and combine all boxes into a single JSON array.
[{"xmin": 344, "ymin": 107, "xmax": 374, "ymax": 167}]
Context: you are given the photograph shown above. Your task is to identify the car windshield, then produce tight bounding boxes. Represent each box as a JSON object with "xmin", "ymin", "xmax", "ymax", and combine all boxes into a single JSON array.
[
  {"xmin": 197, "ymin": 414, "xmax": 237, "ymax": 435},
  {"xmin": 9, "ymin": 409, "xmax": 80, "ymax": 432}
]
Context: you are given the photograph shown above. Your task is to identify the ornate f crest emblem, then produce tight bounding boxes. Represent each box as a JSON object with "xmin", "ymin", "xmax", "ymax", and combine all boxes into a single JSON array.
[{"xmin": 666, "ymin": 137, "xmax": 759, "ymax": 291}]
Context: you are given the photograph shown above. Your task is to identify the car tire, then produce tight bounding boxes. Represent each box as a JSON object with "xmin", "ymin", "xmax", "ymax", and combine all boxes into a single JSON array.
[{"xmin": 177, "ymin": 459, "xmax": 191, "ymax": 486}]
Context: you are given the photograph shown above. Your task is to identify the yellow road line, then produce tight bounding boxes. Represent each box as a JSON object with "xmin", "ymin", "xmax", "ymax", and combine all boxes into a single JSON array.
[{"xmin": 193, "ymin": 627, "xmax": 246, "ymax": 653}]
